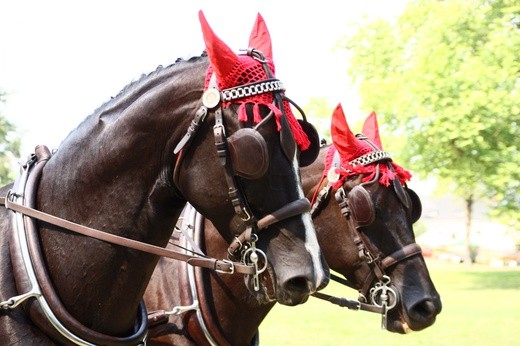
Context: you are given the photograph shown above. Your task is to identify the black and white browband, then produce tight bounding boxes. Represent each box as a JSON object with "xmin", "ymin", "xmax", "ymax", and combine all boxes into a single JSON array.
[{"xmin": 221, "ymin": 79, "xmax": 285, "ymax": 102}]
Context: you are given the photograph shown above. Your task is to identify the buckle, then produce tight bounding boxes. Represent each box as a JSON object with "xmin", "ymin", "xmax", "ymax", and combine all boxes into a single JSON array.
[{"xmin": 216, "ymin": 259, "xmax": 235, "ymax": 274}]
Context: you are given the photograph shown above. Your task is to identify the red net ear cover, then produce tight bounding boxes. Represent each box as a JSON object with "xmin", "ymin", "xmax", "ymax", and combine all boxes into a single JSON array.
[
  {"xmin": 199, "ymin": 10, "xmax": 239, "ymax": 81},
  {"xmin": 248, "ymin": 13, "xmax": 273, "ymax": 59},
  {"xmin": 199, "ymin": 11, "xmax": 311, "ymax": 151}
]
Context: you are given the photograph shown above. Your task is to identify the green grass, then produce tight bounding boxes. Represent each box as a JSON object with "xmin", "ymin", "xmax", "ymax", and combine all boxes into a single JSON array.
[{"xmin": 259, "ymin": 260, "xmax": 520, "ymax": 345}]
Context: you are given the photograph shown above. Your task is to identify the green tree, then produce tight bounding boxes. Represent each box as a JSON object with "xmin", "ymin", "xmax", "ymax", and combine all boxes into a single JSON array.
[
  {"xmin": 343, "ymin": 0, "xmax": 519, "ymax": 262},
  {"xmin": 303, "ymin": 97, "xmax": 335, "ymax": 142},
  {"xmin": 0, "ymin": 90, "xmax": 21, "ymax": 184}
]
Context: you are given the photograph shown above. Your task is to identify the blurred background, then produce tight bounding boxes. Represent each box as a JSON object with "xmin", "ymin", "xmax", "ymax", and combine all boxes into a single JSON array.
[{"xmin": 1, "ymin": 0, "xmax": 518, "ymax": 344}]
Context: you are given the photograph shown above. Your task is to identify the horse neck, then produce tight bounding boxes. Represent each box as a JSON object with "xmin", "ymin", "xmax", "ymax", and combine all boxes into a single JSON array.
[
  {"xmin": 300, "ymin": 145, "xmax": 364, "ymax": 281},
  {"xmin": 34, "ymin": 58, "xmax": 208, "ymax": 336},
  {"xmin": 300, "ymin": 146, "xmax": 328, "ymax": 203}
]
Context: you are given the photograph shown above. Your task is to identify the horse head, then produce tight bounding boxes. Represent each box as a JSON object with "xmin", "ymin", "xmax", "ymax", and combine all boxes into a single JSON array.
[
  {"xmin": 173, "ymin": 12, "xmax": 328, "ymax": 306},
  {"xmin": 304, "ymin": 104, "xmax": 442, "ymax": 333}
]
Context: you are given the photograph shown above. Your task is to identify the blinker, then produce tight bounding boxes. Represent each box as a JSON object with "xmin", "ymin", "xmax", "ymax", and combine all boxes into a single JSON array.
[
  {"xmin": 346, "ymin": 184, "xmax": 423, "ymax": 227},
  {"xmin": 347, "ymin": 185, "xmax": 375, "ymax": 227},
  {"xmin": 407, "ymin": 188, "xmax": 422, "ymax": 224},
  {"xmin": 227, "ymin": 128, "xmax": 269, "ymax": 179},
  {"xmin": 297, "ymin": 119, "xmax": 320, "ymax": 167}
]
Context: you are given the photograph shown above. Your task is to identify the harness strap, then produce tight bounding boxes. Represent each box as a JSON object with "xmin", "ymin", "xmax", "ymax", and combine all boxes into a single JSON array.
[
  {"xmin": 381, "ymin": 243, "xmax": 423, "ymax": 269},
  {"xmin": 312, "ymin": 292, "xmax": 383, "ymax": 314},
  {"xmin": 0, "ymin": 195, "xmax": 255, "ymax": 276},
  {"xmin": 227, "ymin": 198, "xmax": 311, "ymax": 258},
  {"xmin": 213, "ymin": 106, "xmax": 254, "ymax": 223},
  {"xmin": 7, "ymin": 146, "xmax": 149, "ymax": 345}
]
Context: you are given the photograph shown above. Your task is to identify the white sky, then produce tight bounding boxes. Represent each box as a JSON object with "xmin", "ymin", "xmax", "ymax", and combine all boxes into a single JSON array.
[{"xmin": 0, "ymin": 0, "xmax": 407, "ymax": 155}]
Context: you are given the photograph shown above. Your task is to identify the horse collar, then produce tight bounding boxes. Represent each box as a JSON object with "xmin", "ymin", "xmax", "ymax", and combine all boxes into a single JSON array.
[
  {"xmin": 186, "ymin": 207, "xmax": 260, "ymax": 346},
  {"xmin": 147, "ymin": 205, "xmax": 260, "ymax": 346},
  {"xmin": 3, "ymin": 145, "xmax": 148, "ymax": 345}
]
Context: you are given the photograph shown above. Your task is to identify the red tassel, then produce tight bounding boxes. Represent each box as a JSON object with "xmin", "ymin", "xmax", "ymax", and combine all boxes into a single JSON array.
[
  {"xmin": 253, "ymin": 103, "xmax": 262, "ymax": 123},
  {"xmin": 237, "ymin": 103, "xmax": 248, "ymax": 122},
  {"xmin": 378, "ymin": 167, "xmax": 396, "ymax": 187},
  {"xmin": 392, "ymin": 163, "xmax": 412, "ymax": 184},
  {"xmin": 266, "ymin": 103, "xmax": 283, "ymax": 131}
]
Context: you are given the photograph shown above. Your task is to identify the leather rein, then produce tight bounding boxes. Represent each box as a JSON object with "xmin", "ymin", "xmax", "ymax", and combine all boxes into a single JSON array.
[{"xmin": 310, "ymin": 141, "xmax": 423, "ymax": 330}]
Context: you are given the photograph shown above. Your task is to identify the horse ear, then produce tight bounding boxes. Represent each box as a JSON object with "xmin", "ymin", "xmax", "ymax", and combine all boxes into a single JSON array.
[
  {"xmin": 199, "ymin": 10, "xmax": 239, "ymax": 82},
  {"xmin": 362, "ymin": 111, "xmax": 383, "ymax": 150},
  {"xmin": 249, "ymin": 13, "xmax": 273, "ymax": 59},
  {"xmin": 330, "ymin": 103, "xmax": 359, "ymax": 157}
]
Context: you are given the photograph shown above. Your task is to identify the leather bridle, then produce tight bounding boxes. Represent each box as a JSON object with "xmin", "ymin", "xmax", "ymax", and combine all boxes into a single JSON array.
[
  {"xmin": 310, "ymin": 141, "xmax": 423, "ymax": 330},
  {"xmin": 173, "ymin": 48, "xmax": 313, "ymax": 290}
]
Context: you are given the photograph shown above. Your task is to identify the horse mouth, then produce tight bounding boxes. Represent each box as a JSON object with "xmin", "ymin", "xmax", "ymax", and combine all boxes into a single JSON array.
[
  {"xmin": 387, "ymin": 318, "xmax": 413, "ymax": 334},
  {"xmin": 386, "ymin": 298, "xmax": 440, "ymax": 334},
  {"xmin": 245, "ymin": 264, "xmax": 313, "ymax": 306},
  {"xmin": 244, "ymin": 265, "xmax": 277, "ymax": 304},
  {"xmin": 244, "ymin": 260, "xmax": 317, "ymax": 306}
]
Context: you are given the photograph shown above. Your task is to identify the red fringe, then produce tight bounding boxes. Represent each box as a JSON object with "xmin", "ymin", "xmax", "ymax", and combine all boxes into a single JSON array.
[{"xmin": 323, "ymin": 146, "xmax": 412, "ymax": 189}]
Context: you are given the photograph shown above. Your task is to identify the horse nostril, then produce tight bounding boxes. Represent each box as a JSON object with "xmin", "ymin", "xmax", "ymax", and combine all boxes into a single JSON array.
[
  {"xmin": 409, "ymin": 299, "xmax": 438, "ymax": 324},
  {"xmin": 283, "ymin": 276, "xmax": 312, "ymax": 294}
]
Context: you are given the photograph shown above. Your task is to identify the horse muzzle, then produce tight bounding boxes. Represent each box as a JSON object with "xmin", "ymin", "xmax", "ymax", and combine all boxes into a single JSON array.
[{"xmin": 386, "ymin": 293, "xmax": 442, "ymax": 333}]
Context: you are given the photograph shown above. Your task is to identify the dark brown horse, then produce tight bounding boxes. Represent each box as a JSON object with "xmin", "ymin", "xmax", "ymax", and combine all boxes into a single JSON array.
[
  {"xmin": 144, "ymin": 105, "xmax": 441, "ymax": 345},
  {"xmin": 0, "ymin": 12, "xmax": 328, "ymax": 345}
]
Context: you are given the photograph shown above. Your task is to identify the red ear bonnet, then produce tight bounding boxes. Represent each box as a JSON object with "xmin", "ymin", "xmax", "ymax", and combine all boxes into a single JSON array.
[
  {"xmin": 199, "ymin": 10, "xmax": 239, "ymax": 83},
  {"xmin": 326, "ymin": 104, "xmax": 412, "ymax": 187},
  {"xmin": 198, "ymin": 11, "xmax": 310, "ymax": 150},
  {"xmin": 248, "ymin": 13, "xmax": 273, "ymax": 59},
  {"xmin": 362, "ymin": 111, "xmax": 383, "ymax": 150},
  {"xmin": 331, "ymin": 104, "xmax": 375, "ymax": 162}
]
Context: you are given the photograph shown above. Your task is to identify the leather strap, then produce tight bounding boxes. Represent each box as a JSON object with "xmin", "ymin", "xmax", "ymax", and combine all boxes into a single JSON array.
[
  {"xmin": 381, "ymin": 243, "xmax": 422, "ymax": 269},
  {"xmin": 227, "ymin": 198, "xmax": 311, "ymax": 257},
  {"xmin": 312, "ymin": 292, "xmax": 383, "ymax": 314},
  {"xmin": 0, "ymin": 196, "xmax": 254, "ymax": 275}
]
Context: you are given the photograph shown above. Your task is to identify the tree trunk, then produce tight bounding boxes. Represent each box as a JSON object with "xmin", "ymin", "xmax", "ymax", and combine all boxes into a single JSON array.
[{"xmin": 465, "ymin": 194, "xmax": 478, "ymax": 263}]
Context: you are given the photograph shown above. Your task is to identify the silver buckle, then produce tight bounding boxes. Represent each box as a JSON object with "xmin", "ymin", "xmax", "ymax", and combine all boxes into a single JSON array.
[{"xmin": 216, "ymin": 259, "xmax": 235, "ymax": 275}]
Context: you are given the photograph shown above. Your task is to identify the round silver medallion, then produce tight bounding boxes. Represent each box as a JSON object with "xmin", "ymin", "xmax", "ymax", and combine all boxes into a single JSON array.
[
  {"xmin": 327, "ymin": 167, "xmax": 340, "ymax": 183},
  {"xmin": 202, "ymin": 88, "xmax": 221, "ymax": 109}
]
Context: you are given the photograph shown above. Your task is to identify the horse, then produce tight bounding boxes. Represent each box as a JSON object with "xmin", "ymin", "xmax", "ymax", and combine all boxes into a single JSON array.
[
  {"xmin": 143, "ymin": 104, "xmax": 442, "ymax": 345},
  {"xmin": 0, "ymin": 12, "xmax": 329, "ymax": 345}
]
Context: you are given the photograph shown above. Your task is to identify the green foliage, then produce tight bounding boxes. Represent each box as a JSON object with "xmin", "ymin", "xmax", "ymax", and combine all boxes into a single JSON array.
[
  {"xmin": 343, "ymin": 0, "xmax": 519, "ymax": 223},
  {"xmin": 303, "ymin": 97, "xmax": 336, "ymax": 143},
  {"xmin": 0, "ymin": 90, "xmax": 21, "ymax": 184}
]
